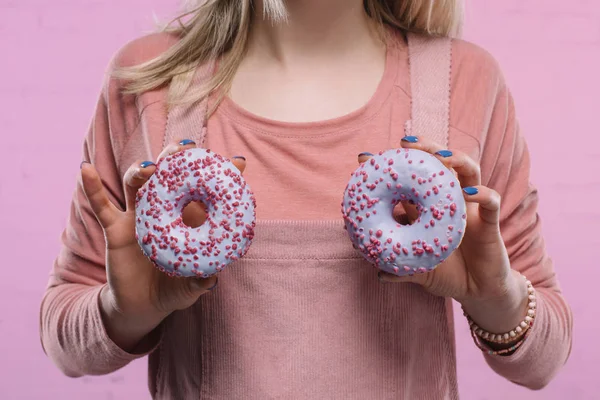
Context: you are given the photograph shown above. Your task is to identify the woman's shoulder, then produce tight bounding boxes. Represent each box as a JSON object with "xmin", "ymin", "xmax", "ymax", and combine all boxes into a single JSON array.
[
  {"xmin": 98, "ymin": 32, "xmax": 183, "ymax": 165},
  {"xmin": 448, "ymin": 38, "xmax": 509, "ymax": 147},
  {"xmin": 108, "ymin": 31, "xmax": 182, "ymax": 70},
  {"xmin": 451, "ymin": 38, "xmax": 505, "ymax": 88}
]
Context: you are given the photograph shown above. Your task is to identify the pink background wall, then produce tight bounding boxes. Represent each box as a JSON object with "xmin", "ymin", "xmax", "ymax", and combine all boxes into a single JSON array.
[{"xmin": 0, "ymin": 1, "xmax": 597, "ymax": 398}]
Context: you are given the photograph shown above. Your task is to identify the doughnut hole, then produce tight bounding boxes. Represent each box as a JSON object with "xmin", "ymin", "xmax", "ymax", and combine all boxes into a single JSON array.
[
  {"xmin": 392, "ymin": 200, "xmax": 419, "ymax": 225},
  {"xmin": 181, "ymin": 201, "xmax": 208, "ymax": 228}
]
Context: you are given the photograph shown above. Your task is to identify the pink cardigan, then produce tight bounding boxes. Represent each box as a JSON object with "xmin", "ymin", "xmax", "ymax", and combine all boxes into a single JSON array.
[{"xmin": 40, "ymin": 29, "xmax": 573, "ymax": 399}]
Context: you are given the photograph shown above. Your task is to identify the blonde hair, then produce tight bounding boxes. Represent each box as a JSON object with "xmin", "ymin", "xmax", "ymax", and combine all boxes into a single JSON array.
[{"xmin": 115, "ymin": 0, "xmax": 463, "ymax": 110}]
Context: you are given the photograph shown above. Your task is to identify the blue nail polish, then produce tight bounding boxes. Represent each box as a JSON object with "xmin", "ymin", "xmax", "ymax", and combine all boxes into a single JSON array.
[
  {"xmin": 358, "ymin": 152, "xmax": 374, "ymax": 157},
  {"xmin": 463, "ymin": 187, "xmax": 479, "ymax": 195},
  {"xmin": 140, "ymin": 161, "xmax": 155, "ymax": 168},
  {"xmin": 179, "ymin": 139, "xmax": 196, "ymax": 146},
  {"xmin": 208, "ymin": 277, "xmax": 218, "ymax": 291},
  {"xmin": 435, "ymin": 150, "xmax": 453, "ymax": 158},
  {"xmin": 401, "ymin": 136, "xmax": 419, "ymax": 143},
  {"xmin": 232, "ymin": 156, "xmax": 246, "ymax": 161},
  {"xmin": 80, "ymin": 161, "xmax": 90, "ymax": 169}
]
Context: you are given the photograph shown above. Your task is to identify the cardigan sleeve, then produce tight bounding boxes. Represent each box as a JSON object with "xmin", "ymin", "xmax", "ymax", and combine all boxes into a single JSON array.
[
  {"xmin": 476, "ymin": 71, "xmax": 574, "ymax": 389},
  {"xmin": 38, "ymin": 44, "xmax": 166, "ymax": 377}
]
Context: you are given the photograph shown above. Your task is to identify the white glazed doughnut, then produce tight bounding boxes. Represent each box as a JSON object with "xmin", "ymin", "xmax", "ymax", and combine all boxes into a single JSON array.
[
  {"xmin": 342, "ymin": 148, "xmax": 467, "ymax": 276},
  {"xmin": 135, "ymin": 148, "xmax": 256, "ymax": 278}
]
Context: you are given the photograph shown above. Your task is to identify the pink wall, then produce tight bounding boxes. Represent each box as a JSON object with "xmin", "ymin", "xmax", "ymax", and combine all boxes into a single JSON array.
[{"xmin": 0, "ymin": 1, "xmax": 597, "ymax": 398}]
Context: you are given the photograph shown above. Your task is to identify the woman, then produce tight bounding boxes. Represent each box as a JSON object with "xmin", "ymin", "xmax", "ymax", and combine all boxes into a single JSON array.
[{"xmin": 40, "ymin": 0, "xmax": 573, "ymax": 398}]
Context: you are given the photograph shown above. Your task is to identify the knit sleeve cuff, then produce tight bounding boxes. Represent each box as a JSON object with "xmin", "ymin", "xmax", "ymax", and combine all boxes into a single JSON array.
[
  {"xmin": 481, "ymin": 291, "xmax": 546, "ymax": 372},
  {"xmin": 89, "ymin": 284, "xmax": 163, "ymax": 366}
]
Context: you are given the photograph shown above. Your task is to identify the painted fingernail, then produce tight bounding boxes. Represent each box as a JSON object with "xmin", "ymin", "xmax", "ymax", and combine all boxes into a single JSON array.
[
  {"xmin": 358, "ymin": 152, "xmax": 374, "ymax": 157},
  {"xmin": 463, "ymin": 187, "xmax": 479, "ymax": 195},
  {"xmin": 435, "ymin": 150, "xmax": 453, "ymax": 158},
  {"xmin": 179, "ymin": 139, "xmax": 196, "ymax": 146},
  {"xmin": 80, "ymin": 161, "xmax": 90, "ymax": 169},
  {"xmin": 140, "ymin": 161, "xmax": 155, "ymax": 168},
  {"xmin": 208, "ymin": 277, "xmax": 218, "ymax": 291},
  {"xmin": 401, "ymin": 136, "xmax": 419, "ymax": 143},
  {"xmin": 232, "ymin": 156, "xmax": 246, "ymax": 161}
]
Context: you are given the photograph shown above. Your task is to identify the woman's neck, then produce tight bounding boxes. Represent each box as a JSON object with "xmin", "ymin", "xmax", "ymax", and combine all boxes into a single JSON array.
[
  {"xmin": 229, "ymin": 0, "xmax": 387, "ymax": 123},
  {"xmin": 248, "ymin": 0, "xmax": 381, "ymax": 65}
]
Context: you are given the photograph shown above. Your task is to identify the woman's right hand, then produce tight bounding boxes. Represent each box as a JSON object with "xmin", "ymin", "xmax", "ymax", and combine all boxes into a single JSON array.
[{"xmin": 80, "ymin": 139, "xmax": 246, "ymax": 352}]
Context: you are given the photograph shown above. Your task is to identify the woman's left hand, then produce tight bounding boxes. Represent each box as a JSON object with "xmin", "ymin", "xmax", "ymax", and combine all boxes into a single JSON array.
[{"xmin": 359, "ymin": 136, "xmax": 529, "ymax": 335}]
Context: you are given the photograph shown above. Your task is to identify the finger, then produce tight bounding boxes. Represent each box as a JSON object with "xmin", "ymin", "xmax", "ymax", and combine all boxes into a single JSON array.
[
  {"xmin": 80, "ymin": 162, "xmax": 120, "ymax": 229},
  {"xmin": 392, "ymin": 200, "xmax": 419, "ymax": 225},
  {"xmin": 231, "ymin": 156, "xmax": 246, "ymax": 174},
  {"xmin": 433, "ymin": 149, "xmax": 481, "ymax": 188},
  {"xmin": 357, "ymin": 152, "xmax": 374, "ymax": 164},
  {"xmin": 123, "ymin": 160, "xmax": 157, "ymax": 212},
  {"xmin": 404, "ymin": 201, "xmax": 420, "ymax": 223},
  {"xmin": 157, "ymin": 139, "xmax": 197, "ymax": 161},
  {"xmin": 462, "ymin": 186, "xmax": 501, "ymax": 225},
  {"xmin": 182, "ymin": 201, "xmax": 207, "ymax": 228},
  {"xmin": 378, "ymin": 270, "xmax": 428, "ymax": 286},
  {"xmin": 400, "ymin": 135, "xmax": 445, "ymax": 154},
  {"xmin": 188, "ymin": 275, "xmax": 218, "ymax": 293}
]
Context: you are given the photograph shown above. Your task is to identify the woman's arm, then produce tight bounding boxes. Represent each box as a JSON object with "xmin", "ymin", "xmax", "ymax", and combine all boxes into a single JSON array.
[
  {"xmin": 476, "ymin": 71, "xmax": 573, "ymax": 389},
  {"xmin": 39, "ymin": 46, "xmax": 163, "ymax": 376}
]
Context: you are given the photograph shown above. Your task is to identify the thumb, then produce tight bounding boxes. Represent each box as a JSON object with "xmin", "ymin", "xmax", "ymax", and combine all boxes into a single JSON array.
[
  {"xmin": 188, "ymin": 276, "xmax": 219, "ymax": 294},
  {"xmin": 80, "ymin": 162, "xmax": 120, "ymax": 229}
]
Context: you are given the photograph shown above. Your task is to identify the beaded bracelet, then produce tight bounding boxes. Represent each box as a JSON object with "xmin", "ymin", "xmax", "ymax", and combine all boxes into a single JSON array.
[
  {"xmin": 469, "ymin": 326, "xmax": 532, "ymax": 356},
  {"xmin": 463, "ymin": 274, "xmax": 536, "ymax": 345}
]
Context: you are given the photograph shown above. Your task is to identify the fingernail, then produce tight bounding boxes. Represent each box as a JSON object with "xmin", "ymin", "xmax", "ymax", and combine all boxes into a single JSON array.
[
  {"xmin": 232, "ymin": 156, "xmax": 246, "ymax": 161},
  {"xmin": 207, "ymin": 277, "xmax": 218, "ymax": 291},
  {"xmin": 463, "ymin": 187, "xmax": 479, "ymax": 195},
  {"xmin": 140, "ymin": 161, "xmax": 155, "ymax": 168},
  {"xmin": 358, "ymin": 152, "xmax": 374, "ymax": 157},
  {"xmin": 80, "ymin": 161, "xmax": 90, "ymax": 169},
  {"xmin": 401, "ymin": 136, "xmax": 418, "ymax": 143},
  {"xmin": 435, "ymin": 150, "xmax": 453, "ymax": 158},
  {"xmin": 179, "ymin": 139, "xmax": 196, "ymax": 146}
]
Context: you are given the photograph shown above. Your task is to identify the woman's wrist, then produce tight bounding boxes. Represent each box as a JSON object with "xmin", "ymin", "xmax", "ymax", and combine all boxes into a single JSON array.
[
  {"xmin": 460, "ymin": 269, "xmax": 529, "ymax": 334},
  {"xmin": 99, "ymin": 285, "xmax": 168, "ymax": 353},
  {"xmin": 461, "ymin": 270, "xmax": 536, "ymax": 355}
]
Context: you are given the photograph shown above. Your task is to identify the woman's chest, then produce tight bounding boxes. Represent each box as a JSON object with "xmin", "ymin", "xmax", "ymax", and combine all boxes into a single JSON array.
[
  {"xmin": 203, "ymin": 102, "xmax": 411, "ymax": 220},
  {"xmin": 197, "ymin": 103, "xmax": 480, "ymax": 221}
]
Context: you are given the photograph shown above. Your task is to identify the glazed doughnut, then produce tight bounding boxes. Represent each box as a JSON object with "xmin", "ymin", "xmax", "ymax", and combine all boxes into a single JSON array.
[
  {"xmin": 135, "ymin": 148, "xmax": 256, "ymax": 278},
  {"xmin": 342, "ymin": 148, "xmax": 467, "ymax": 276}
]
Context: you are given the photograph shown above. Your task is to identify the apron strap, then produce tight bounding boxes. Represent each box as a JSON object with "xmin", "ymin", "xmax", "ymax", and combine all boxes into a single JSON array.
[
  {"xmin": 163, "ymin": 61, "xmax": 215, "ymax": 148},
  {"xmin": 406, "ymin": 33, "xmax": 453, "ymax": 147}
]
